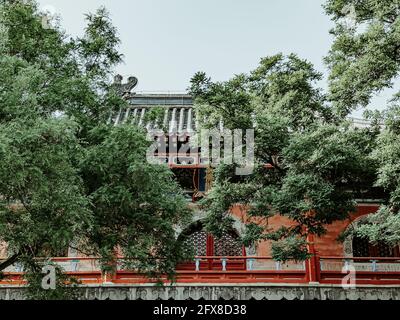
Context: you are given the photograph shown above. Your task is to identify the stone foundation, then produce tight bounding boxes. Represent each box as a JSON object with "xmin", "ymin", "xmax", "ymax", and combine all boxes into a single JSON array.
[{"xmin": 1, "ymin": 284, "xmax": 400, "ymax": 300}]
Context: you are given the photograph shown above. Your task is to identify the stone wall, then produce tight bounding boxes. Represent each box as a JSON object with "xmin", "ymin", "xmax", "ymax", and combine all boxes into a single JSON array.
[{"xmin": 1, "ymin": 284, "xmax": 400, "ymax": 300}]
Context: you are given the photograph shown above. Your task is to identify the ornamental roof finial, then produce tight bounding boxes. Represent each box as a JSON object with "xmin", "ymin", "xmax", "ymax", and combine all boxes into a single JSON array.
[{"xmin": 112, "ymin": 74, "xmax": 138, "ymax": 97}]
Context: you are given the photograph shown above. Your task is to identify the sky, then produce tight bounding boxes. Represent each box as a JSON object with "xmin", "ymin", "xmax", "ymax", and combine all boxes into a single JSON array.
[{"xmin": 36, "ymin": 0, "xmax": 396, "ymax": 117}]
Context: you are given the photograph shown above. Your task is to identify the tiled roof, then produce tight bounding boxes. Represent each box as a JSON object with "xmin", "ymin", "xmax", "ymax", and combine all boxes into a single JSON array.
[
  {"xmin": 111, "ymin": 93, "xmax": 198, "ymax": 134},
  {"xmin": 109, "ymin": 92, "xmax": 377, "ymax": 132}
]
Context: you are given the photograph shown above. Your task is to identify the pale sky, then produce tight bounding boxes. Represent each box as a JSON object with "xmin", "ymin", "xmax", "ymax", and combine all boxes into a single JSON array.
[{"xmin": 36, "ymin": 0, "xmax": 396, "ymax": 117}]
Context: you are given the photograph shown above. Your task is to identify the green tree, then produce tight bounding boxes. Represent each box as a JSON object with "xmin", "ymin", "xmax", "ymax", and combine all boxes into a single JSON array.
[
  {"xmin": 189, "ymin": 54, "xmax": 377, "ymax": 261},
  {"xmin": 324, "ymin": 0, "xmax": 400, "ymax": 117},
  {"xmin": 325, "ymin": 0, "xmax": 400, "ymax": 245},
  {"xmin": 0, "ymin": 0, "xmax": 191, "ymax": 296},
  {"xmin": 350, "ymin": 105, "xmax": 400, "ymax": 245}
]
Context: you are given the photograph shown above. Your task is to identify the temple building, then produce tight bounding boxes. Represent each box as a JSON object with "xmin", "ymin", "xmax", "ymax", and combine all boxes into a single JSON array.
[{"xmin": 1, "ymin": 76, "xmax": 400, "ymax": 301}]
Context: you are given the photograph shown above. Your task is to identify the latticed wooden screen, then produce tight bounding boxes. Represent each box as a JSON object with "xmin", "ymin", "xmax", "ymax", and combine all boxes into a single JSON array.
[
  {"xmin": 353, "ymin": 236, "xmax": 397, "ymax": 257},
  {"xmin": 214, "ymin": 233, "xmax": 243, "ymax": 257},
  {"xmin": 183, "ymin": 229, "xmax": 244, "ymax": 257},
  {"xmin": 183, "ymin": 231, "xmax": 207, "ymax": 256},
  {"xmin": 376, "ymin": 242, "xmax": 394, "ymax": 257},
  {"xmin": 353, "ymin": 237, "xmax": 370, "ymax": 257}
]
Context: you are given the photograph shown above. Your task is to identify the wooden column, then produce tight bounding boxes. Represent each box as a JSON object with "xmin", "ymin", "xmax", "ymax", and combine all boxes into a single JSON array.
[
  {"xmin": 306, "ymin": 234, "xmax": 320, "ymax": 283},
  {"xmin": 207, "ymin": 234, "xmax": 214, "ymax": 270}
]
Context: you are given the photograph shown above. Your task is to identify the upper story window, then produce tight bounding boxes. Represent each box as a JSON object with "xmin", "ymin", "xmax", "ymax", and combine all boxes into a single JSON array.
[{"xmin": 172, "ymin": 168, "xmax": 210, "ymax": 201}]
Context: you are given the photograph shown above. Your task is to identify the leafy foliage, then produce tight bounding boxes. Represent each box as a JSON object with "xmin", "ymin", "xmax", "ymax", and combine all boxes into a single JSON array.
[
  {"xmin": 81, "ymin": 124, "xmax": 191, "ymax": 278},
  {"xmin": 190, "ymin": 54, "xmax": 377, "ymax": 261},
  {"xmin": 24, "ymin": 262, "xmax": 83, "ymax": 300},
  {"xmin": 0, "ymin": 0, "xmax": 191, "ymax": 296},
  {"xmin": 325, "ymin": 0, "xmax": 400, "ymax": 245},
  {"xmin": 324, "ymin": 0, "xmax": 400, "ymax": 117}
]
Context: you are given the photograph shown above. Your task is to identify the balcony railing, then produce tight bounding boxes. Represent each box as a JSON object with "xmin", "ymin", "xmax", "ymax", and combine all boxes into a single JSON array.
[
  {"xmin": 318, "ymin": 256, "xmax": 400, "ymax": 285},
  {"xmin": 1, "ymin": 255, "xmax": 400, "ymax": 286}
]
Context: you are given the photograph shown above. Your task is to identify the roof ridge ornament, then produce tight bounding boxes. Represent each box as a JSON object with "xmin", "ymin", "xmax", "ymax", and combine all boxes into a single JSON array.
[{"xmin": 113, "ymin": 74, "xmax": 139, "ymax": 98}]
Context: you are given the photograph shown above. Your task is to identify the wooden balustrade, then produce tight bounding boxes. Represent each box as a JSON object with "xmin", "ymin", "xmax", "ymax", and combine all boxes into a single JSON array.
[{"xmin": 1, "ymin": 255, "xmax": 400, "ymax": 285}]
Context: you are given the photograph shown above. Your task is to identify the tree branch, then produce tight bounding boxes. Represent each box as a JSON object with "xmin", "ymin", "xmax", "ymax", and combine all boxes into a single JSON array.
[{"xmin": 0, "ymin": 253, "xmax": 20, "ymax": 272}]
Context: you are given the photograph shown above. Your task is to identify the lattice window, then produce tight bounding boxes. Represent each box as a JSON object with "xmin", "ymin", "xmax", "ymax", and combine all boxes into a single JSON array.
[
  {"xmin": 376, "ymin": 242, "xmax": 394, "ymax": 257},
  {"xmin": 182, "ymin": 225, "xmax": 244, "ymax": 258},
  {"xmin": 353, "ymin": 237, "xmax": 370, "ymax": 257},
  {"xmin": 214, "ymin": 233, "xmax": 243, "ymax": 257},
  {"xmin": 353, "ymin": 236, "xmax": 398, "ymax": 257},
  {"xmin": 183, "ymin": 231, "xmax": 207, "ymax": 256}
]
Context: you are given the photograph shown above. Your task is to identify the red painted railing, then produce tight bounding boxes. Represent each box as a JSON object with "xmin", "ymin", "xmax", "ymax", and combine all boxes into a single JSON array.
[
  {"xmin": 1, "ymin": 255, "xmax": 400, "ymax": 285},
  {"xmin": 318, "ymin": 256, "xmax": 400, "ymax": 285}
]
